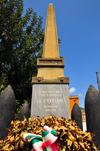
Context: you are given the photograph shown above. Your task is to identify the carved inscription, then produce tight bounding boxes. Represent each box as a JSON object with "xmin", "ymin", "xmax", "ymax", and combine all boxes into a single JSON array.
[
  {"xmin": 39, "ymin": 90, "xmax": 63, "ymax": 112},
  {"xmin": 44, "ymin": 99, "xmax": 63, "ymax": 104},
  {"xmin": 39, "ymin": 60, "xmax": 62, "ymax": 65}
]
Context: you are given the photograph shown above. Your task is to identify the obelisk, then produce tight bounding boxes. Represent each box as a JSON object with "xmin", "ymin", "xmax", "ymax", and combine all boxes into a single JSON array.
[{"xmin": 31, "ymin": 4, "xmax": 70, "ymax": 119}]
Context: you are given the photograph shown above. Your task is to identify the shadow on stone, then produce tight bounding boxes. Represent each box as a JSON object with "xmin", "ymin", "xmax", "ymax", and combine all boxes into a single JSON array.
[
  {"xmin": 0, "ymin": 85, "xmax": 15, "ymax": 140},
  {"xmin": 19, "ymin": 102, "xmax": 30, "ymax": 121},
  {"xmin": 71, "ymin": 102, "xmax": 83, "ymax": 130},
  {"xmin": 85, "ymin": 84, "xmax": 100, "ymax": 148}
]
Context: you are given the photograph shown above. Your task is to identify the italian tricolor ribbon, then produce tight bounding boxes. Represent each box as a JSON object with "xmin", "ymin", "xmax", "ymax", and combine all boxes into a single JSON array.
[{"xmin": 22, "ymin": 125, "xmax": 59, "ymax": 151}]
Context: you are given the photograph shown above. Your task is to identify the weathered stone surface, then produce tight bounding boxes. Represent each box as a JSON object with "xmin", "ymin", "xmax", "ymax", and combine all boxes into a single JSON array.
[
  {"xmin": 85, "ymin": 85, "xmax": 100, "ymax": 148},
  {"xmin": 19, "ymin": 102, "xmax": 30, "ymax": 121},
  {"xmin": 71, "ymin": 103, "xmax": 83, "ymax": 130},
  {"xmin": 0, "ymin": 85, "xmax": 15, "ymax": 140},
  {"xmin": 42, "ymin": 5, "xmax": 59, "ymax": 58},
  {"xmin": 32, "ymin": 5, "xmax": 69, "ymax": 83},
  {"xmin": 31, "ymin": 5, "xmax": 70, "ymax": 123},
  {"xmin": 31, "ymin": 84, "xmax": 70, "ymax": 119}
]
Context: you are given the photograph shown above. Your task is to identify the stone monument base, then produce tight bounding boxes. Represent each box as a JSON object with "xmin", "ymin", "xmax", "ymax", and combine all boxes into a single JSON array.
[{"xmin": 31, "ymin": 84, "xmax": 70, "ymax": 119}]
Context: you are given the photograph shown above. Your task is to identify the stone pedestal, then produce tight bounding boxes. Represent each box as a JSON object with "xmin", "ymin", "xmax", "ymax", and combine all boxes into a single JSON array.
[{"xmin": 31, "ymin": 84, "xmax": 70, "ymax": 119}]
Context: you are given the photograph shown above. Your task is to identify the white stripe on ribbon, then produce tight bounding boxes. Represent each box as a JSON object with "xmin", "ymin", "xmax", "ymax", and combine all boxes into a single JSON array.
[
  {"xmin": 46, "ymin": 145, "xmax": 52, "ymax": 151},
  {"xmin": 43, "ymin": 133, "xmax": 57, "ymax": 143},
  {"xmin": 44, "ymin": 126, "xmax": 52, "ymax": 133},
  {"xmin": 33, "ymin": 141, "xmax": 43, "ymax": 149},
  {"xmin": 23, "ymin": 133, "xmax": 42, "ymax": 142}
]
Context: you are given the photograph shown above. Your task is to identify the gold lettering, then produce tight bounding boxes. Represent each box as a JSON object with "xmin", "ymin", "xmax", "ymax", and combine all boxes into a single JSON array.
[
  {"xmin": 56, "ymin": 99, "xmax": 63, "ymax": 104},
  {"xmin": 52, "ymin": 99, "xmax": 57, "ymax": 103},
  {"xmin": 44, "ymin": 105, "xmax": 57, "ymax": 108},
  {"xmin": 38, "ymin": 100, "xmax": 41, "ymax": 103},
  {"xmin": 58, "ymin": 94, "xmax": 62, "ymax": 96},
  {"xmin": 44, "ymin": 99, "xmax": 63, "ymax": 104},
  {"xmin": 50, "ymin": 94, "xmax": 57, "ymax": 96},
  {"xmin": 42, "ymin": 91, "xmax": 47, "ymax": 93},
  {"xmin": 39, "ymin": 94, "xmax": 45, "ymax": 96},
  {"xmin": 45, "ymin": 109, "xmax": 56, "ymax": 111},
  {"xmin": 56, "ymin": 91, "xmax": 60, "ymax": 93},
  {"xmin": 48, "ymin": 91, "xmax": 53, "ymax": 93}
]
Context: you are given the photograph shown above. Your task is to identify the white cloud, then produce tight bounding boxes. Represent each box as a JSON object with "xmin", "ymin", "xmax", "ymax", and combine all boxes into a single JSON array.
[
  {"xmin": 69, "ymin": 87, "xmax": 76, "ymax": 94},
  {"xmin": 79, "ymin": 93, "xmax": 82, "ymax": 97}
]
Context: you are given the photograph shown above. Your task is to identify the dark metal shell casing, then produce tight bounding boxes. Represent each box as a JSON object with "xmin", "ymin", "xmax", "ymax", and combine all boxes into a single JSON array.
[
  {"xmin": 0, "ymin": 85, "xmax": 15, "ymax": 140},
  {"xmin": 19, "ymin": 102, "xmax": 30, "ymax": 121},
  {"xmin": 71, "ymin": 102, "xmax": 83, "ymax": 130},
  {"xmin": 85, "ymin": 84, "xmax": 100, "ymax": 148}
]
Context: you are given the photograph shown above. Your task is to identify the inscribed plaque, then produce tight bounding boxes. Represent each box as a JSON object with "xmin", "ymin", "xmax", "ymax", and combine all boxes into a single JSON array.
[{"xmin": 31, "ymin": 84, "xmax": 70, "ymax": 119}]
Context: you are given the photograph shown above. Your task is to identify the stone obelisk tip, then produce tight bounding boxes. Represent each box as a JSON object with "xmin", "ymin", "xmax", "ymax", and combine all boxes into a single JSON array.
[
  {"xmin": 49, "ymin": 3, "xmax": 53, "ymax": 6},
  {"xmin": 32, "ymin": 4, "xmax": 69, "ymax": 83},
  {"xmin": 43, "ymin": 5, "xmax": 59, "ymax": 58}
]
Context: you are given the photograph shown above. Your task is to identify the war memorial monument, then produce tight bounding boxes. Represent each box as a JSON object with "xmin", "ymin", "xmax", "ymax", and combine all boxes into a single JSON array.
[{"xmin": 31, "ymin": 4, "xmax": 70, "ymax": 119}]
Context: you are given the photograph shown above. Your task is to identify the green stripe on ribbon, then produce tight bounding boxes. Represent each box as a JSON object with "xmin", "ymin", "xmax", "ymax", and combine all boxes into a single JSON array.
[
  {"xmin": 31, "ymin": 138, "xmax": 42, "ymax": 144},
  {"xmin": 25, "ymin": 134, "xmax": 42, "ymax": 141},
  {"xmin": 42, "ymin": 131, "xmax": 49, "ymax": 137},
  {"xmin": 44, "ymin": 147, "xmax": 47, "ymax": 151},
  {"xmin": 51, "ymin": 129, "xmax": 57, "ymax": 135},
  {"xmin": 23, "ymin": 125, "xmax": 59, "ymax": 151}
]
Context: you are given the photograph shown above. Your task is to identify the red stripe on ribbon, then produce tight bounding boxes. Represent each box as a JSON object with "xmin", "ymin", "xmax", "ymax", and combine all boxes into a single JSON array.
[
  {"xmin": 55, "ymin": 139, "xmax": 60, "ymax": 151},
  {"xmin": 43, "ymin": 128, "xmax": 47, "ymax": 131},
  {"xmin": 43, "ymin": 139, "xmax": 52, "ymax": 147},
  {"xmin": 50, "ymin": 143, "xmax": 57, "ymax": 151},
  {"xmin": 22, "ymin": 137, "xmax": 25, "ymax": 142},
  {"xmin": 33, "ymin": 145, "xmax": 44, "ymax": 151}
]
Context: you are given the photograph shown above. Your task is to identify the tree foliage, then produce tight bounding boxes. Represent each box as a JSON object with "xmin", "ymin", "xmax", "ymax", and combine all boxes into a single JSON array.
[{"xmin": 0, "ymin": 0, "xmax": 44, "ymax": 103}]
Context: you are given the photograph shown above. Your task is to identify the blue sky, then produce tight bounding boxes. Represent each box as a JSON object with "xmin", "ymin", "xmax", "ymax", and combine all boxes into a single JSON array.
[{"xmin": 23, "ymin": 0, "xmax": 100, "ymax": 108}]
